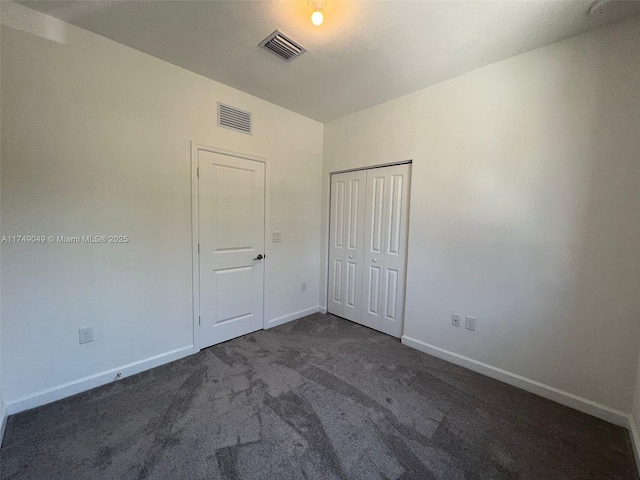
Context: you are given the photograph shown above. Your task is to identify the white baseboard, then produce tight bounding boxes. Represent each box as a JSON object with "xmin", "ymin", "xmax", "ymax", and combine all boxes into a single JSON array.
[
  {"xmin": 266, "ymin": 306, "xmax": 320, "ymax": 329},
  {"xmin": 5, "ymin": 346, "xmax": 194, "ymax": 416},
  {"xmin": 319, "ymin": 306, "xmax": 327, "ymax": 314},
  {"xmin": 401, "ymin": 335, "xmax": 629, "ymax": 427},
  {"xmin": 0, "ymin": 400, "xmax": 7, "ymax": 448},
  {"xmin": 627, "ymin": 415, "xmax": 640, "ymax": 474}
]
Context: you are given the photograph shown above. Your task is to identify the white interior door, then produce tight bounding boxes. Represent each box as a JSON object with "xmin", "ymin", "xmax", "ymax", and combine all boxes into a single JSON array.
[
  {"xmin": 330, "ymin": 164, "xmax": 411, "ymax": 338},
  {"xmin": 377, "ymin": 164, "xmax": 410, "ymax": 337},
  {"xmin": 328, "ymin": 171, "xmax": 366, "ymax": 322},
  {"xmin": 361, "ymin": 167, "xmax": 388, "ymax": 330},
  {"xmin": 198, "ymin": 150, "xmax": 265, "ymax": 348},
  {"xmin": 328, "ymin": 173, "xmax": 347, "ymax": 316}
]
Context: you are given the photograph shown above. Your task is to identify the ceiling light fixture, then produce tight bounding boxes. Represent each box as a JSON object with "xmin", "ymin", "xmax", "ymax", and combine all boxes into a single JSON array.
[{"xmin": 309, "ymin": 0, "xmax": 326, "ymax": 26}]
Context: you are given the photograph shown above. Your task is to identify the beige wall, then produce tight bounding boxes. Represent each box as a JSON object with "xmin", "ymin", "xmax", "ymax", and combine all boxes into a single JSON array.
[
  {"xmin": 322, "ymin": 16, "xmax": 640, "ymax": 413},
  {"xmin": 1, "ymin": 4, "xmax": 323, "ymax": 408}
]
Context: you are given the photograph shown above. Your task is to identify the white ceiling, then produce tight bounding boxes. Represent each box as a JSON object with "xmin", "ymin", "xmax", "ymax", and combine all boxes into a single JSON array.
[{"xmin": 20, "ymin": 0, "xmax": 640, "ymax": 122}]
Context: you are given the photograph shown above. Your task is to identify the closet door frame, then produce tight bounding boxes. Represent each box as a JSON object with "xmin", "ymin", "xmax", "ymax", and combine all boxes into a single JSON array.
[{"xmin": 326, "ymin": 160, "xmax": 412, "ymax": 337}]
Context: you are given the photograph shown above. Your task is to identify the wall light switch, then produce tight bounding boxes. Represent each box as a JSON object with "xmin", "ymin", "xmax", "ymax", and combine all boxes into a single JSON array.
[
  {"xmin": 465, "ymin": 316, "xmax": 476, "ymax": 331},
  {"xmin": 452, "ymin": 314, "xmax": 461, "ymax": 327},
  {"xmin": 272, "ymin": 232, "xmax": 282, "ymax": 243}
]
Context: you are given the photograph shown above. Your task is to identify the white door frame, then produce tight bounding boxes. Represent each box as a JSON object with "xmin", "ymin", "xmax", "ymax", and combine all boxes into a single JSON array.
[
  {"xmin": 191, "ymin": 142, "xmax": 270, "ymax": 353},
  {"xmin": 325, "ymin": 160, "xmax": 412, "ymax": 334}
]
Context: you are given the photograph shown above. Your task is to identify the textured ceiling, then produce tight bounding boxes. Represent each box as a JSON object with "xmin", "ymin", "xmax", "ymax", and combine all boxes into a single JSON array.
[{"xmin": 19, "ymin": 0, "xmax": 640, "ymax": 122}]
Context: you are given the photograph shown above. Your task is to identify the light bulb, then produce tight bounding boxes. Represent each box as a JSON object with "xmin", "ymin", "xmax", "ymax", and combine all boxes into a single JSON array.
[{"xmin": 311, "ymin": 10, "xmax": 324, "ymax": 26}]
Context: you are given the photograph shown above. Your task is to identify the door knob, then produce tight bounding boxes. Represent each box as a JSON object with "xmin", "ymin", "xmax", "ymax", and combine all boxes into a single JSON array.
[
  {"xmin": 372, "ymin": 258, "xmax": 378, "ymax": 262},
  {"xmin": 349, "ymin": 255, "xmax": 354, "ymax": 259},
  {"xmin": 253, "ymin": 254, "xmax": 264, "ymax": 260}
]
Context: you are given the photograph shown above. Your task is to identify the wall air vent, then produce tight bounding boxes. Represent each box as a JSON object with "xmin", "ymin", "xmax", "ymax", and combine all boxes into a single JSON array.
[
  {"xmin": 259, "ymin": 30, "xmax": 306, "ymax": 62},
  {"xmin": 217, "ymin": 102, "xmax": 252, "ymax": 135}
]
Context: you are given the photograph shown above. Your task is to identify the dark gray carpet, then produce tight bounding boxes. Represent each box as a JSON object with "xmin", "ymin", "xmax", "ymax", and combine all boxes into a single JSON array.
[{"xmin": 1, "ymin": 313, "xmax": 637, "ymax": 479}]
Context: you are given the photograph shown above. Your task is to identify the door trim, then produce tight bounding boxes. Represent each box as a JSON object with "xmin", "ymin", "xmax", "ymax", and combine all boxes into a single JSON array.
[
  {"xmin": 325, "ymin": 160, "xmax": 412, "ymax": 330},
  {"xmin": 191, "ymin": 142, "xmax": 269, "ymax": 352}
]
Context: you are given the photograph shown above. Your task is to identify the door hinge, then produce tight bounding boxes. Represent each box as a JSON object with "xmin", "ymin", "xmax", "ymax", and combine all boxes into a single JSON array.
[
  {"xmin": 197, "ymin": 243, "xmax": 200, "ymax": 254},
  {"xmin": 198, "ymin": 315, "xmax": 201, "ymax": 325},
  {"xmin": 197, "ymin": 167, "xmax": 200, "ymax": 178}
]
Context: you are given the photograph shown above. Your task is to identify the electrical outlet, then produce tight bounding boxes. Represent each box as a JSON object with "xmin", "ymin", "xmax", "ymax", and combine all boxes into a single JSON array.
[
  {"xmin": 79, "ymin": 327, "xmax": 93, "ymax": 344},
  {"xmin": 301, "ymin": 281, "xmax": 307, "ymax": 291},
  {"xmin": 452, "ymin": 314, "xmax": 461, "ymax": 327},
  {"xmin": 465, "ymin": 316, "xmax": 476, "ymax": 331},
  {"xmin": 272, "ymin": 232, "xmax": 282, "ymax": 243}
]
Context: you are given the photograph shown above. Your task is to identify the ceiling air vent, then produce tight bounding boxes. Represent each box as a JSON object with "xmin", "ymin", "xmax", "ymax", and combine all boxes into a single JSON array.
[
  {"xmin": 259, "ymin": 30, "xmax": 306, "ymax": 62},
  {"xmin": 217, "ymin": 102, "xmax": 252, "ymax": 135}
]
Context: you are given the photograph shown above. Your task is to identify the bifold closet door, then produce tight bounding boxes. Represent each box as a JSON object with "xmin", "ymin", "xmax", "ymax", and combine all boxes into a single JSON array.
[
  {"xmin": 361, "ymin": 164, "xmax": 411, "ymax": 338},
  {"xmin": 328, "ymin": 170, "xmax": 366, "ymax": 322},
  {"xmin": 328, "ymin": 164, "xmax": 410, "ymax": 338}
]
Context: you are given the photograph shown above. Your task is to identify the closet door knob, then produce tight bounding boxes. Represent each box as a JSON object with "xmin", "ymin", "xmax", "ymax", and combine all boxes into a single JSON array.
[
  {"xmin": 372, "ymin": 258, "xmax": 378, "ymax": 263},
  {"xmin": 349, "ymin": 254, "xmax": 354, "ymax": 259}
]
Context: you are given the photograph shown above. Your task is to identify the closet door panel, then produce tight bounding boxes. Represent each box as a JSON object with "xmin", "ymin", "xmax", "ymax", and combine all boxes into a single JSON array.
[
  {"xmin": 328, "ymin": 173, "xmax": 348, "ymax": 316},
  {"xmin": 342, "ymin": 171, "xmax": 367, "ymax": 323},
  {"xmin": 380, "ymin": 164, "xmax": 411, "ymax": 338},
  {"xmin": 361, "ymin": 168, "xmax": 388, "ymax": 330}
]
